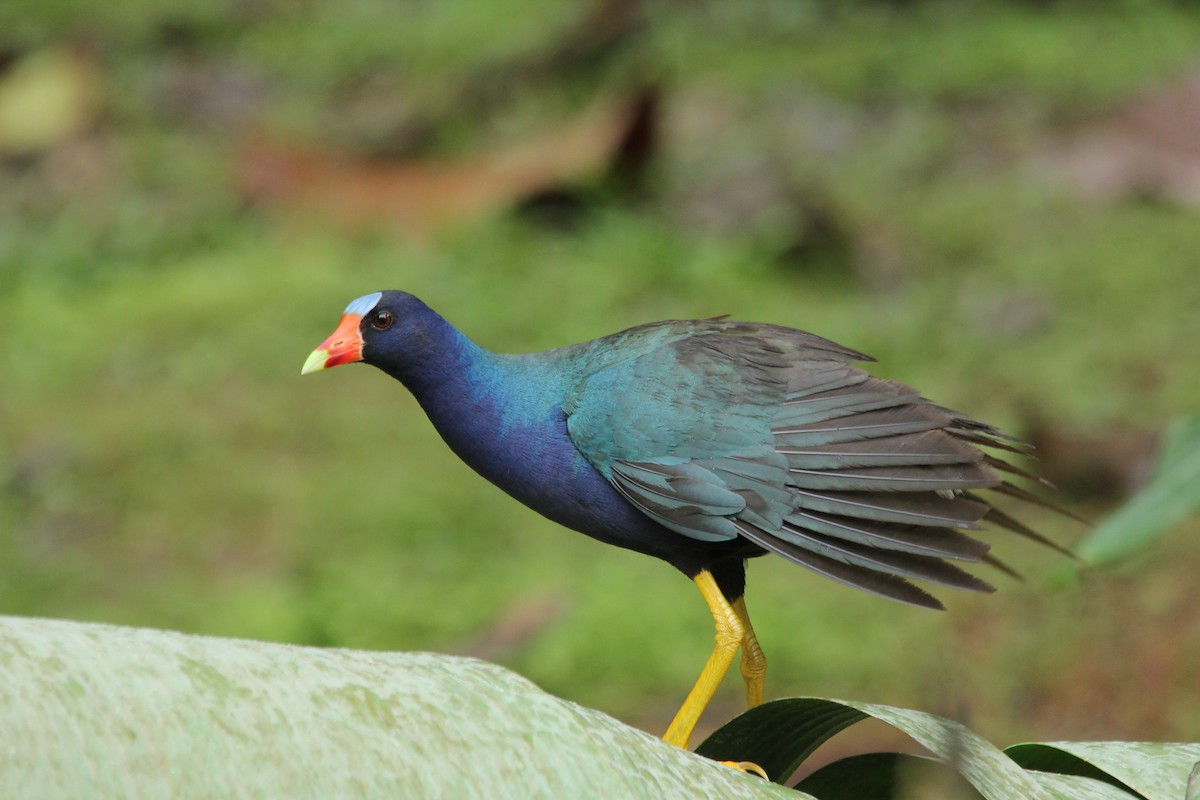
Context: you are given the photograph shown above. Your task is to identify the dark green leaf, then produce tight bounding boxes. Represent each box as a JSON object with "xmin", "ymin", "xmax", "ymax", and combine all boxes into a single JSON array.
[
  {"xmin": 697, "ymin": 697, "xmax": 1050, "ymax": 796},
  {"xmin": 1006, "ymin": 744, "xmax": 1140, "ymax": 796},
  {"xmin": 695, "ymin": 698, "xmax": 866, "ymax": 782},
  {"xmin": 793, "ymin": 752, "xmax": 971, "ymax": 799}
]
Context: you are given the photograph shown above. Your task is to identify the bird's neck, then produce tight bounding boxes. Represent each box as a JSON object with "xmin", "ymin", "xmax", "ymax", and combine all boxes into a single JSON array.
[
  {"xmin": 373, "ymin": 312, "xmax": 565, "ymax": 480},
  {"xmin": 371, "ymin": 308, "xmax": 667, "ymax": 550},
  {"xmin": 379, "ymin": 314, "xmax": 490, "ymax": 405}
]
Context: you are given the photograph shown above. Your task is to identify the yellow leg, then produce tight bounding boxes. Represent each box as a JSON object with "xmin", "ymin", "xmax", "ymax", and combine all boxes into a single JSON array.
[
  {"xmin": 731, "ymin": 596, "xmax": 766, "ymax": 709},
  {"xmin": 662, "ymin": 570, "xmax": 744, "ymax": 750}
]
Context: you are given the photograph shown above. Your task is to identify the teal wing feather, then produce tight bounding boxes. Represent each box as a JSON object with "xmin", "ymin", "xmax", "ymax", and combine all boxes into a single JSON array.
[
  {"xmin": 562, "ymin": 319, "xmax": 1059, "ymax": 608},
  {"xmin": 563, "ymin": 324, "xmax": 794, "ymax": 467}
]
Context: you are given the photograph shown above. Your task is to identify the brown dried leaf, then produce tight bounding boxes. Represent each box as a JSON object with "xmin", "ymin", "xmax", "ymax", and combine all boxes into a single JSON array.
[{"xmin": 238, "ymin": 92, "xmax": 651, "ymax": 236}]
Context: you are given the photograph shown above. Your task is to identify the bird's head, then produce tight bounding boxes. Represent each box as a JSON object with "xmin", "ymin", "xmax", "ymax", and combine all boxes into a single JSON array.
[{"xmin": 302, "ymin": 290, "xmax": 432, "ymax": 376}]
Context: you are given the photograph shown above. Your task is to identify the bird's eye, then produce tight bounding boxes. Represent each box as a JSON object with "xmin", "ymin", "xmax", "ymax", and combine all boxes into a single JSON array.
[{"xmin": 370, "ymin": 310, "xmax": 394, "ymax": 331}]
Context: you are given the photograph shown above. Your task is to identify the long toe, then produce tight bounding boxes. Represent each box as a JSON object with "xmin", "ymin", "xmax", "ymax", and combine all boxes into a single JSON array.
[{"xmin": 719, "ymin": 761, "xmax": 769, "ymax": 780}]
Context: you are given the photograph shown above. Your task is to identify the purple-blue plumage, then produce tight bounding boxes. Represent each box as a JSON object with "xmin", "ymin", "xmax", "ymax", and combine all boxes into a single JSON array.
[
  {"xmin": 310, "ymin": 290, "xmax": 1067, "ymax": 607},
  {"xmin": 355, "ymin": 293, "xmax": 756, "ymax": 578}
]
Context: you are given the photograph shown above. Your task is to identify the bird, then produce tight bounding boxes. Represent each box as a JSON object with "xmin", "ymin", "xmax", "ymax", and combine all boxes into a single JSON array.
[{"xmin": 302, "ymin": 290, "xmax": 1067, "ymax": 752}]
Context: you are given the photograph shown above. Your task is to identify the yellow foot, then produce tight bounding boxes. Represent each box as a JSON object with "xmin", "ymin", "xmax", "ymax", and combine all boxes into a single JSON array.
[
  {"xmin": 719, "ymin": 761, "xmax": 769, "ymax": 780},
  {"xmin": 662, "ymin": 571, "xmax": 746, "ymax": 749}
]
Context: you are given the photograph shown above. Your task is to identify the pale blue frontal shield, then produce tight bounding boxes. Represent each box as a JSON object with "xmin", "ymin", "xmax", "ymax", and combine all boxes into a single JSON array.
[{"xmin": 344, "ymin": 292, "xmax": 382, "ymax": 316}]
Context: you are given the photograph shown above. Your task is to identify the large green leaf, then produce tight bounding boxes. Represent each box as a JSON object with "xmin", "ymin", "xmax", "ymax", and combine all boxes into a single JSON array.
[
  {"xmin": 698, "ymin": 698, "xmax": 1197, "ymax": 799},
  {"xmin": 694, "ymin": 697, "xmax": 867, "ymax": 780},
  {"xmin": 698, "ymin": 697, "xmax": 1049, "ymax": 796},
  {"xmin": 839, "ymin": 700, "xmax": 1049, "ymax": 799},
  {"xmin": 794, "ymin": 754, "xmax": 1142, "ymax": 800},
  {"xmin": 1073, "ymin": 414, "xmax": 1200, "ymax": 568},
  {"xmin": 1007, "ymin": 742, "xmax": 1200, "ymax": 800},
  {"xmin": 0, "ymin": 616, "xmax": 798, "ymax": 800},
  {"xmin": 3, "ymin": 615, "xmax": 1195, "ymax": 800},
  {"xmin": 793, "ymin": 752, "xmax": 977, "ymax": 799},
  {"xmin": 1031, "ymin": 771, "xmax": 1150, "ymax": 800}
]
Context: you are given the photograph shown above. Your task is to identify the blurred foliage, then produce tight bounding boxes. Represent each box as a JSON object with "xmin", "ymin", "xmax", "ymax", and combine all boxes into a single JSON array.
[
  {"xmin": 1073, "ymin": 415, "xmax": 1200, "ymax": 569},
  {"xmin": 1, "ymin": 0, "xmax": 1198, "ymax": 749}
]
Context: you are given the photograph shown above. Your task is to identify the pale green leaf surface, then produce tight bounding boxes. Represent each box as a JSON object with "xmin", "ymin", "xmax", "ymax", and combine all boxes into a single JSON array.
[
  {"xmin": 1009, "ymin": 742, "xmax": 1200, "ymax": 800},
  {"xmin": 1030, "ymin": 770, "xmax": 1142, "ymax": 800},
  {"xmin": 0, "ymin": 616, "xmax": 798, "ymax": 800},
  {"xmin": 842, "ymin": 700, "xmax": 1051, "ymax": 800}
]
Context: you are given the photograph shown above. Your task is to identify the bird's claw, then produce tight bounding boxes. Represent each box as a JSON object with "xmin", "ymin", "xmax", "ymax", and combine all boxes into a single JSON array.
[{"xmin": 720, "ymin": 760, "xmax": 769, "ymax": 780}]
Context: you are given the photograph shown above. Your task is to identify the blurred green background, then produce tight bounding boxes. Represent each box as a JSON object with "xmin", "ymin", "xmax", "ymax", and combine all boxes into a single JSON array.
[{"xmin": 2, "ymin": 0, "xmax": 1198, "ymax": 752}]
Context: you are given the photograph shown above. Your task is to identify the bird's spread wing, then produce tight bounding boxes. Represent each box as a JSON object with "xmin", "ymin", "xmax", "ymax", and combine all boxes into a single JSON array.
[{"xmin": 564, "ymin": 321, "xmax": 1059, "ymax": 608}]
